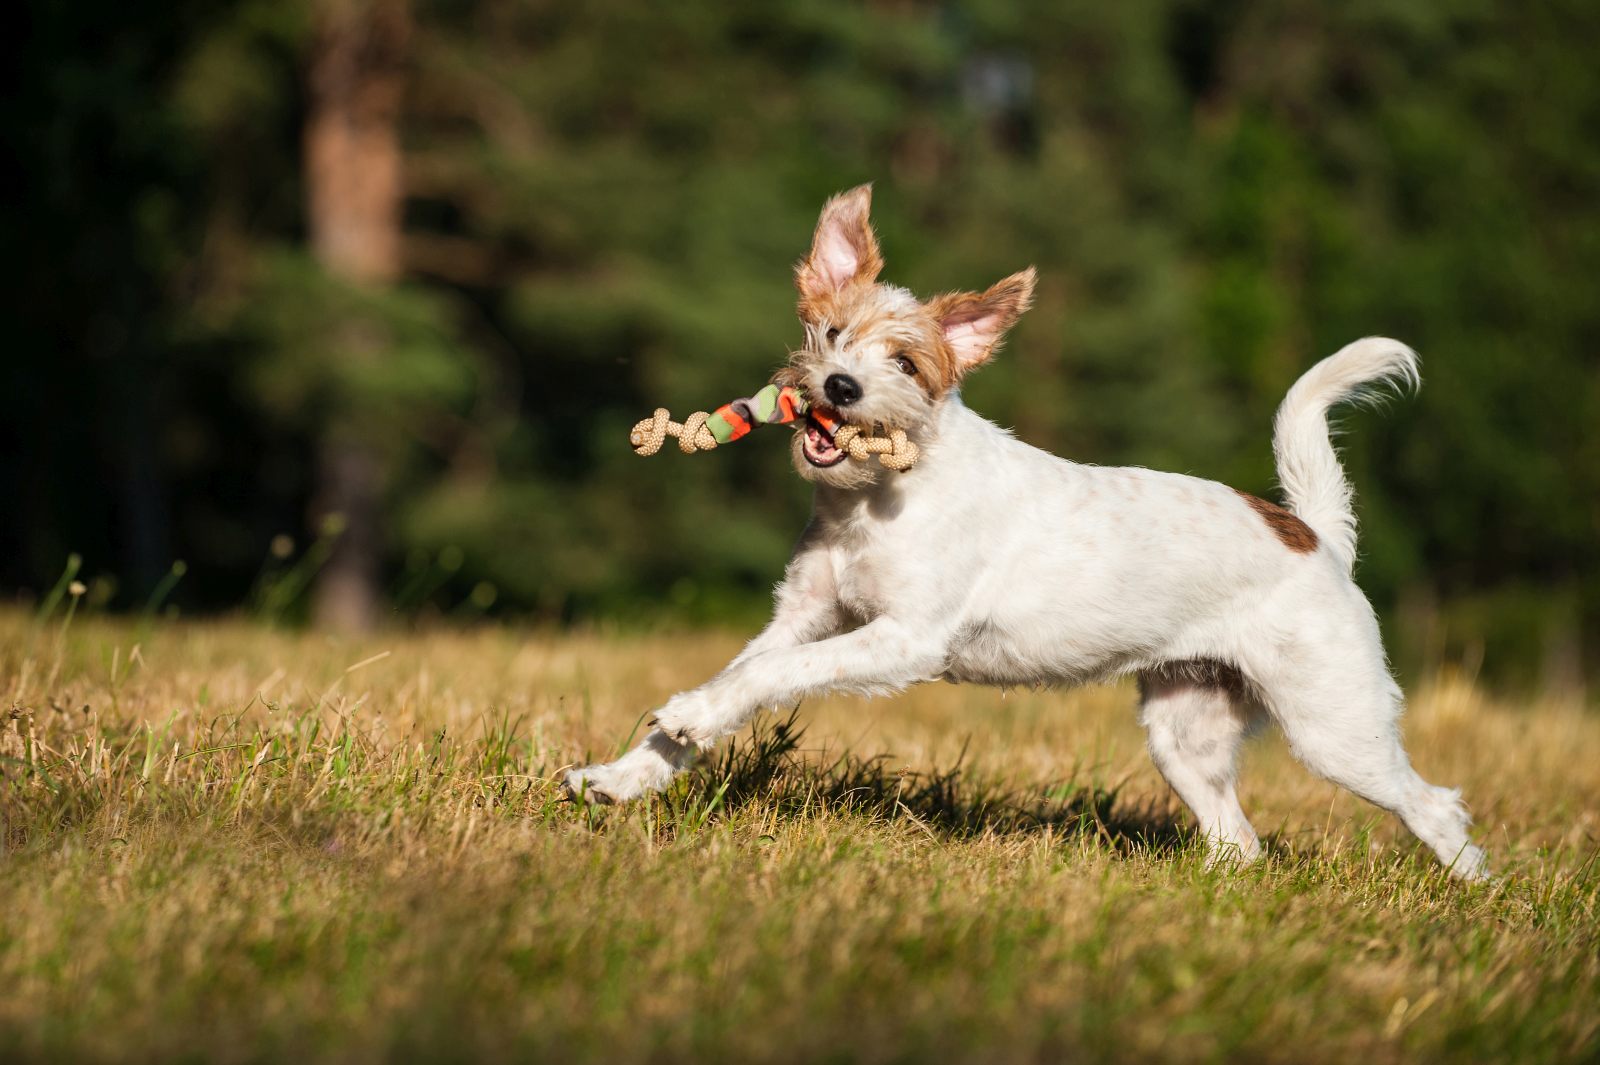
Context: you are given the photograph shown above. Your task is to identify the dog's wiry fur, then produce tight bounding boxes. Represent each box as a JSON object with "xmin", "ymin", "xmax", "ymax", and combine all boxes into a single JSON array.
[{"xmin": 566, "ymin": 185, "xmax": 1488, "ymax": 880}]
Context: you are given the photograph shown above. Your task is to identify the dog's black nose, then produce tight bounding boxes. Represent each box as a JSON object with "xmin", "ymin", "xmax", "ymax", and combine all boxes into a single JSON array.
[{"xmin": 824, "ymin": 373, "xmax": 863, "ymax": 407}]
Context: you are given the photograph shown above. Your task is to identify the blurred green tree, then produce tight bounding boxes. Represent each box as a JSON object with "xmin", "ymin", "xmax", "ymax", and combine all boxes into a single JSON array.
[
  {"xmin": 301, "ymin": 0, "xmax": 412, "ymax": 631},
  {"xmin": 3, "ymin": 0, "xmax": 1596, "ymax": 687}
]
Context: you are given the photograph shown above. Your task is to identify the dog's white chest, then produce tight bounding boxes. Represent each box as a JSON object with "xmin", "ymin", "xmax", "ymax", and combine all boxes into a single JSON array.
[{"xmin": 830, "ymin": 550, "xmax": 893, "ymax": 619}]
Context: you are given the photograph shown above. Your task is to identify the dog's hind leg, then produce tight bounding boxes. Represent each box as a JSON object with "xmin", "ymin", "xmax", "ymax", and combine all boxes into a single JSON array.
[
  {"xmin": 1139, "ymin": 665, "xmax": 1265, "ymax": 867},
  {"xmin": 1253, "ymin": 653, "xmax": 1489, "ymax": 880}
]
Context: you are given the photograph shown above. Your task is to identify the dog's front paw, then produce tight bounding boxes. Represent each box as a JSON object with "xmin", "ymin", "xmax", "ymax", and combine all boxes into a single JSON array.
[
  {"xmin": 561, "ymin": 764, "xmax": 625, "ymax": 805},
  {"xmin": 1447, "ymin": 843, "xmax": 1492, "ymax": 883},
  {"xmin": 649, "ymin": 692, "xmax": 719, "ymax": 750},
  {"xmin": 561, "ymin": 732, "xmax": 698, "ymax": 805}
]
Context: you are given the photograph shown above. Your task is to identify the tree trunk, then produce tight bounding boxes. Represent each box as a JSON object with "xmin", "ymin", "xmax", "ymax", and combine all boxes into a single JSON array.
[{"xmin": 304, "ymin": 0, "xmax": 409, "ymax": 632}]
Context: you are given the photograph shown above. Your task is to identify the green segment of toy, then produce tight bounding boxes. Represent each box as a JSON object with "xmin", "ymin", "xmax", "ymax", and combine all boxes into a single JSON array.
[{"xmin": 705, "ymin": 383, "xmax": 811, "ymax": 443}]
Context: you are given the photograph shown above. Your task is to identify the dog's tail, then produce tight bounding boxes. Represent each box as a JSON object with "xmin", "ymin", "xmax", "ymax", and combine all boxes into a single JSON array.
[{"xmin": 1272, "ymin": 337, "xmax": 1420, "ymax": 573}]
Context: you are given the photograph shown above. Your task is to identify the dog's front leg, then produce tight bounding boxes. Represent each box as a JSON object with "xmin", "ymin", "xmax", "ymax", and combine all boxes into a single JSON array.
[
  {"xmin": 650, "ymin": 616, "xmax": 948, "ymax": 750},
  {"xmin": 562, "ymin": 543, "xmax": 842, "ymax": 805},
  {"xmin": 721, "ymin": 540, "xmax": 846, "ymax": 674}
]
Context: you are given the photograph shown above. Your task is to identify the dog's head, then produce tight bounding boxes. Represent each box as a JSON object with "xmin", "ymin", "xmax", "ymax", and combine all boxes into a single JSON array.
[{"xmin": 782, "ymin": 184, "xmax": 1035, "ymax": 485}]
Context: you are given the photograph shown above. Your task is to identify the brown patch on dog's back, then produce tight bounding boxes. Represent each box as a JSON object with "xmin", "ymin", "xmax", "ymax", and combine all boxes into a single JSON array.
[{"xmin": 1234, "ymin": 489, "xmax": 1319, "ymax": 553}]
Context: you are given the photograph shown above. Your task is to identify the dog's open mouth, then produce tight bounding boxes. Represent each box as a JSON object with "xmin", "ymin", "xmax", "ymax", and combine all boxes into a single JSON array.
[{"xmin": 801, "ymin": 406, "xmax": 848, "ymax": 468}]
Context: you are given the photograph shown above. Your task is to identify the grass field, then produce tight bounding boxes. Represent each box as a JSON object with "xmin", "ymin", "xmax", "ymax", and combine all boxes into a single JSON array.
[{"xmin": 1, "ymin": 608, "xmax": 1597, "ymax": 1064}]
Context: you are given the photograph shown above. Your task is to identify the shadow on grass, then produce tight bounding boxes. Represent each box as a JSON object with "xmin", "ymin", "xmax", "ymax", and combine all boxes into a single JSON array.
[{"xmin": 666, "ymin": 709, "xmax": 1188, "ymax": 856}]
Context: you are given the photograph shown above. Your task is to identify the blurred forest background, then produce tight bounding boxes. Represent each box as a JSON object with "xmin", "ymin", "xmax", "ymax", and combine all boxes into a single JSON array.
[{"xmin": 2, "ymin": 0, "xmax": 1596, "ymax": 690}]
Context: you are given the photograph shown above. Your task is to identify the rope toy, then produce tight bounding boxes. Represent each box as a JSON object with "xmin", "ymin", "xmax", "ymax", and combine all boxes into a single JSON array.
[
  {"xmin": 629, "ymin": 383, "xmax": 920, "ymax": 471},
  {"xmin": 832, "ymin": 424, "xmax": 919, "ymax": 472}
]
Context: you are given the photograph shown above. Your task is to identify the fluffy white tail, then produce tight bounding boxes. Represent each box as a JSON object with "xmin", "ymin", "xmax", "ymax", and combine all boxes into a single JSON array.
[{"xmin": 1272, "ymin": 337, "xmax": 1420, "ymax": 573}]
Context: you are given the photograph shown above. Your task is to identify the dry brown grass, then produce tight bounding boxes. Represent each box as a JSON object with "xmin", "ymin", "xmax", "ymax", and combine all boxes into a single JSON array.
[{"xmin": 1, "ymin": 609, "xmax": 1597, "ymax": 1063}]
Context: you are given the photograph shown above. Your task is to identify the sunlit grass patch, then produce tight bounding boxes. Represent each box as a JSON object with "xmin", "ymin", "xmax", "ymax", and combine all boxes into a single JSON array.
[{"xmin": 1, "ymin": 610, "xmax": 1596, "ymax": 1063}]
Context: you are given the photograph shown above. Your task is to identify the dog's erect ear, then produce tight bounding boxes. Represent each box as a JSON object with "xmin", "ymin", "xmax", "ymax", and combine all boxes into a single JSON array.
[
  {"xmin": 796, "ymin": 185, "xmax": 883, "ymax": 307},
  {"xmin": 925, "ymin": 268, "xmax": 1037, "ymax": 373}
]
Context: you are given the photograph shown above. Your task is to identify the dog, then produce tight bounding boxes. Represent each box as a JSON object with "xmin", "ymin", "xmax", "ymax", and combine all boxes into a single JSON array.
[{"xmin": 565, "ymin": 184, "xmax": 1488, "ymax": 880}]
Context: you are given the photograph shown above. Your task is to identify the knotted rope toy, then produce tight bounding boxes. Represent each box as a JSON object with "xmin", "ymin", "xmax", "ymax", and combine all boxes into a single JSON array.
[{"xmin": 629, "ymin": 383, "xmax": 920, "ymax": 472}]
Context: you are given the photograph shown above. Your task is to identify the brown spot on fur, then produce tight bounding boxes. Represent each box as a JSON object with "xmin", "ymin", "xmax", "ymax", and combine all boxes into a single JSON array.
[{"xmin": 1234, "ymin": 489, "xmax": 1319, "ymax": 553}]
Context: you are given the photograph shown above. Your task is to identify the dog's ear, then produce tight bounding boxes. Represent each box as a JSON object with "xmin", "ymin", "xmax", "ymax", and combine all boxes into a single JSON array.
[
  {"xmin": 925, "ymin": 268, "xmax": 1037, "ymax": 373},
  {"xmin": 796, "ymin": 184, "xmax": 883, "ymax": 308}
]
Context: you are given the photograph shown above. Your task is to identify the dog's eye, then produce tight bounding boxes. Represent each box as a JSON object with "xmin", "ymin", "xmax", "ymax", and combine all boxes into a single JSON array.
[
  {"xmin": 893, "ymin": 353, "xmax": 917, "ymax": 376},
  {"xmin": 826, "ymin": 326, "xmax": 841, "ymax": 343}
]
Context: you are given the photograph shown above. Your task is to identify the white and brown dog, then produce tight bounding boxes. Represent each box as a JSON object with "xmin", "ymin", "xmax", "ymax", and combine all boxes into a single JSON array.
[{"xmin": 566, "ymin": 185, "xmax": 1487, "ymax": 879}]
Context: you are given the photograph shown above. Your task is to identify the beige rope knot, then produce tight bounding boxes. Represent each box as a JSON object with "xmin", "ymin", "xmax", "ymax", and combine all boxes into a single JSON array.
[
  {"xmin": 630, "ymin": 408, "xmax": 719, "ymax": 456},
  {"xmin": 833, "ymin": 425, "xmax": 920, "ymax": 472}
]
